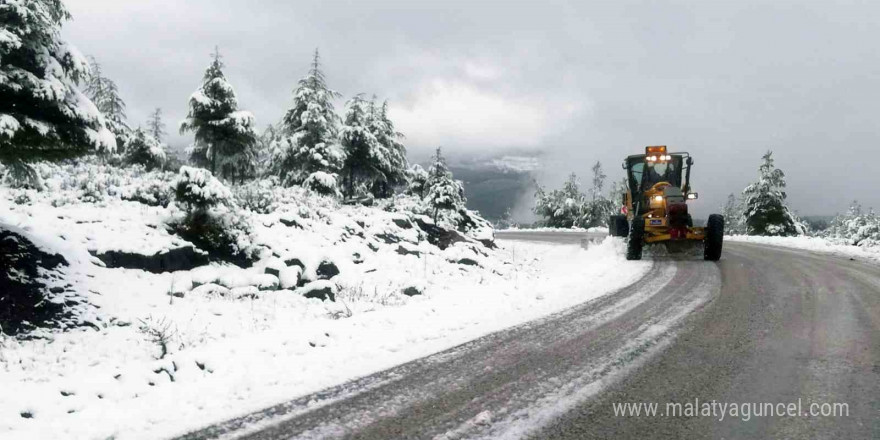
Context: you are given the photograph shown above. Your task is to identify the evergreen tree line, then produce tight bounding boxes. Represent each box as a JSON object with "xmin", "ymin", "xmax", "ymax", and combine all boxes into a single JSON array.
[
  {"xmin": 0, "ymin": 1, "xmax": 469, "ymax": 222},
  {"xmin": 821, "ymin": 201, "xmax": 880, "ymax": 246},
  {"xmin": 532, "ymin": 162, "xmax": 620, "ymax": 229}
]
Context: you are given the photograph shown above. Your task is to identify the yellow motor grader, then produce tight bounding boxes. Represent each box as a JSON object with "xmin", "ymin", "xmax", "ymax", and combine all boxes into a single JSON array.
[{"xmin": 608, "ymin": 146, "xmax": 724, "ymax": 261}]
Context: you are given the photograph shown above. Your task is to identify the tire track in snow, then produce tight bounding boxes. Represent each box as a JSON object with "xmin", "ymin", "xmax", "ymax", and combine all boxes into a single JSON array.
[{"xmin": 177, "ymin": 257, "xmax": 721, "ymax": 440}]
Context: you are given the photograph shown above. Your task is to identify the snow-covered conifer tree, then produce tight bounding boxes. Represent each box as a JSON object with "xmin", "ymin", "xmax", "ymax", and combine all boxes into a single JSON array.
[
  {"xmin": 85, "ymin": 56, "xmax": 130, "ymax": 150},
  {"xmin": 721, "ymin": 193, "xmax": 745, "ymax": 234},
  {"xmin": 533, "ymin": 173, "xmax": 584, "ymax": 228},
  {"xmin": 123, "ymin": 127, "xmax": 165, "ymax": 170},
  {"xmin": 425, "ymin": 147, "xmax": 466, "ymax": 222},
  {"xmin": 340, "ymin": 94, "xmax": 381, "ymax": 197},
  {"xmin": 338, "ymin": 95, "xmax": 408, "ymax": 198},
  {"xmin": 180, "ymin": 49, "xmax": 258, "ymax": 183},
  {"xmin": 147, "ymin": 108, "xmax": 166, "ymax": 143},
  {"xmin": 580, "ymin": 161, "xmax": 614, "ymax": 228},
  {"xmin": 368, "ymin": 99, "xmax": 408, "ymax": 197},
  {"xmin": 270, "ymin": 49, "xmax": 343, "ymax": 186},
  {"xmin": 254, "ymin": 123, "xmax": 281, "ymax": 176},
  {"xmin": 406, "ymin": 164, "xmax": 429, "ymax": 198},
  {"xmin": 741, "ymin": 151, "xmax": 800, "ymax": 236},
  {"xmin": 0, "ymin": 0, "xmax": 115, "ymax": 163}
]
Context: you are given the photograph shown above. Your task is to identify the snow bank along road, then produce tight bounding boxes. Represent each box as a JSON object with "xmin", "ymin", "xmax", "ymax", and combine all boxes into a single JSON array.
[{"xmin": 176, "ymin": 234, "xmax": 880, "ymax": 439}]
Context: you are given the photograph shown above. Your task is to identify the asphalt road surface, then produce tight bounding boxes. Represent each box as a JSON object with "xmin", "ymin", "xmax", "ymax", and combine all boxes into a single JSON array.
[{"xmin": 176, "ymin": 232, "xmax": 879, "ymax": 440}]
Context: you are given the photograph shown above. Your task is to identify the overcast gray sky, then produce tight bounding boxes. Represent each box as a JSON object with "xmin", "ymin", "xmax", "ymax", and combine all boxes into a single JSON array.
[{"xmin": 64, "ymin": 0, "xmax": 880, "ymax": 217}]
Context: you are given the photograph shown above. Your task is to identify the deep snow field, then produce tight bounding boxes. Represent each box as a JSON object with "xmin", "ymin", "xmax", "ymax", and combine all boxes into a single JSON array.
[{"xmin": 0, "ymin": 163, "xmax": 650, "ymax": 440}]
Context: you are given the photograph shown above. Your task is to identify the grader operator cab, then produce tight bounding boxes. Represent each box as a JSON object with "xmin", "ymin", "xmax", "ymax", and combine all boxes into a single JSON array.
[{"xmin": 609, "ymin": 146, "xmax": 724, "ymax": 261}]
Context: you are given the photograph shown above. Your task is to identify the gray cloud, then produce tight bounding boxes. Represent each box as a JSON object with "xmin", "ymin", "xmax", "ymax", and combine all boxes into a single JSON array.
[{"xmin": 63, "ymin": 0, "xmax": 880, "ymax": 217}]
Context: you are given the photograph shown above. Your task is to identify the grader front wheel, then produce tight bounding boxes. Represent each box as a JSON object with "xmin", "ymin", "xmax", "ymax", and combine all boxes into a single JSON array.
[{"xmin": 626, "ymin": 218, "xmax": 644, "ymax": 261}]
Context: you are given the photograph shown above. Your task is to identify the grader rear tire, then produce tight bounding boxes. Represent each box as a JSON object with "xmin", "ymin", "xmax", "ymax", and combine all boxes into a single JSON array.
[{"xmin": 704, "ymin": 214, "xmax": 724, "ymax": 261}]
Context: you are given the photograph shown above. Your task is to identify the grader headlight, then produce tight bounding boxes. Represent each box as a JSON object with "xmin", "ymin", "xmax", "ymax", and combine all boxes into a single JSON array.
[{"xmin": 653, "ymin": 195, "xmax": 664, "ymax": 202}]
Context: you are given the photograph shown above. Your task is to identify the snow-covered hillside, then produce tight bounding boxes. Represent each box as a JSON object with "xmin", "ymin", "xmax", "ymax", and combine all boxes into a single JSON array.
[{"xmin": 0, "ymin": 162, "xmax": 649, "ymax": 440}]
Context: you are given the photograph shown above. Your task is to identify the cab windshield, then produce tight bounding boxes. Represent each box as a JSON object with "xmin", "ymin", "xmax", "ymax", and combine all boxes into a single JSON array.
[{"xmin": 627, "ymin": 155, "xmax": 684, "ymax": 193}]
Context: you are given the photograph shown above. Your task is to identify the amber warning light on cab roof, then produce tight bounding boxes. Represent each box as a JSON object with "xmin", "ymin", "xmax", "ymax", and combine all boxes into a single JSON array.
[
  {"xmin": 645, "ymin": 145, "xmax": 670, "ymax": 162},
  {"xmin": 645, "ymin": 145, "xmax": 667, "ymax": 155}
]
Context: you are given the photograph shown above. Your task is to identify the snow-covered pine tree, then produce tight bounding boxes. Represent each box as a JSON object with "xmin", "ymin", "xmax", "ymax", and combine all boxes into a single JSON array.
[
  {"xmin": 533, "ymin": 173, "xmax": 584, "ymax": 228},
  {"xmin": 254, "ymin": 123, "xmax": 281, "ymax": 176},
  {"xmin": 271, "ymin": 49, "xmax": 343, "ymax": 186},
  {"xmin": 339, "ymin": 96, "xmax": 408, "ymax": 198},
  {"xmin": 0, "ymin": 0, "xmax": 115, "ymax": 164},
  {"xmin": 579, "ymin": 161, "xmax": 614, "ymax": 228},
  {"xmin": 85, "ymin": 56, "xmax": 130, "ymax": 151},
  {"xmin": 368, "ymin": 99, "xmax": 408, "ymax": 197},
  {"xmin": 721, "ymin": 193, "xmax": 745, "ymax": 234},
  {"xmin": 741, "ymin": 151, "xmax": 800, "ymax": 236},
  {"xmin": 425, "ymin": 147, "xmax": 466, "ymax": 223},
  {"xmin": 123, "ymin": 127, "xmax": 166, "ymax": 170},
  {"xmin": 406, "ymin": 164, "xmax": 429, "ymax": 198},
  {"xmin": 147, "ymin": 108, "xmax": 166, "ymax": 143},
  {"xmin": 340, "ymin": 94, "xmax": 381, "ymax": 197},
  {"xmin": 180, "ymin": 48, "xmax": 258, "ymax": 184}
]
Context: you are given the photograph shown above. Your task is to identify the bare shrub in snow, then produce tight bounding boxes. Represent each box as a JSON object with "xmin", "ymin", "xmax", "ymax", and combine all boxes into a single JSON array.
[{"xmin": 138, "ymin": 315, "xmax": 176, "ymax": 360}]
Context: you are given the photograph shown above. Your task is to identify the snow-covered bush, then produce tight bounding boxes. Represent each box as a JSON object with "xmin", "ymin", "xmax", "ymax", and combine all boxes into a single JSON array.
[
  {"xmin": 12, "ymin": 191, "xmax": 32, "ymax": 206},
  {"xmin": 173, "ymin": 166, "xmax": 234, "ymax": 209},
  {"xmin": 123, "ymin": 128, "xmax": 166, "ymax": 170},
  {"xmin": 304, "ymin": 171, "xmax": 341, "ymax": 197},
  {"xmin": 233, "ymin": 178, "xmax": 279, "ymax": 214},
  {"xmin": 167, "ymin": 167, "xmax": 258, "ymax": 265},
  {"xmin": 120, "ymin": 178, "xmax": 174, "ymax": 207}
]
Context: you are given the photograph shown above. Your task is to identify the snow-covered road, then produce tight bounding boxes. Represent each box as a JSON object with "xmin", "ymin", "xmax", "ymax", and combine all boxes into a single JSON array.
[
  {"xmin": 176, "ymin": 234, "xmax": 880, "ymax": 440},
  {"xmin": 174, "ymin": 232, "xmax": 723, "ymax": 440}
]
